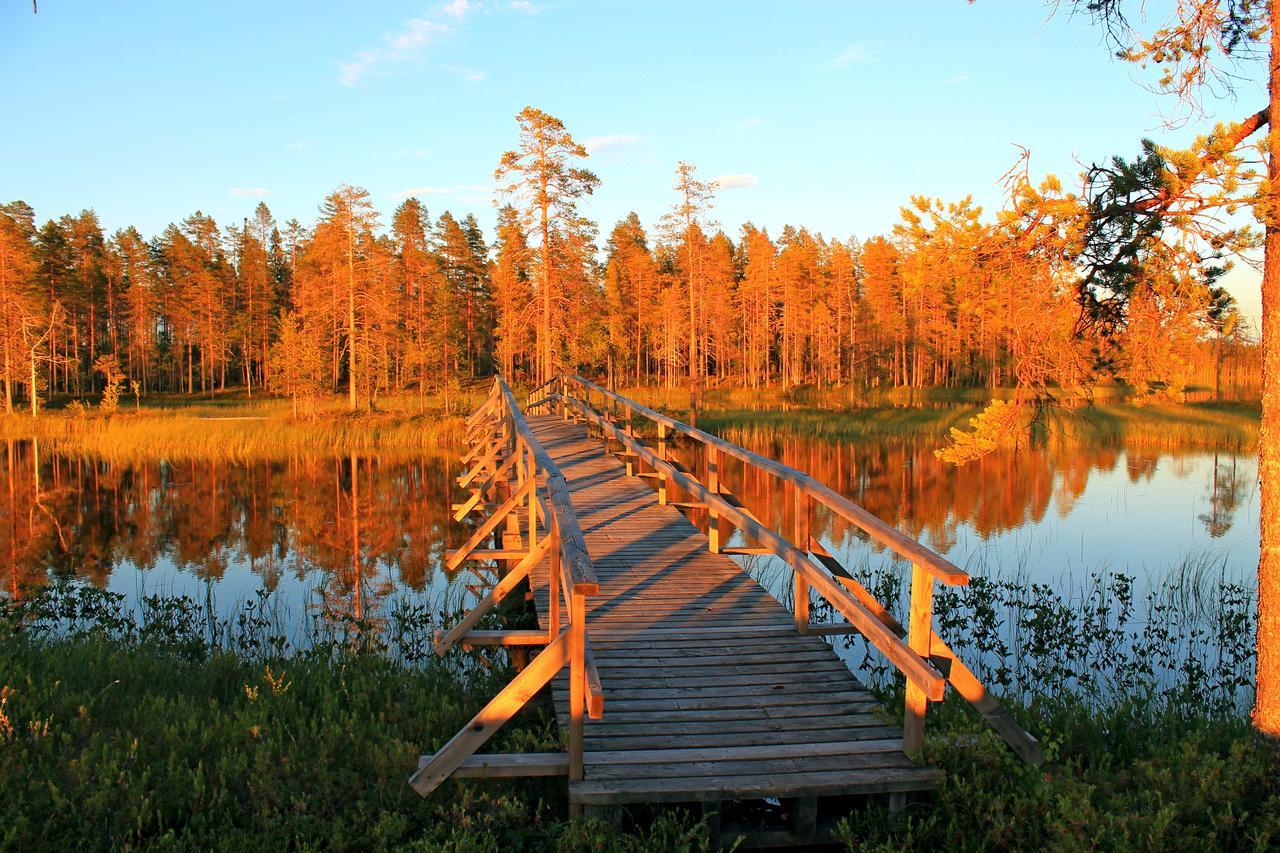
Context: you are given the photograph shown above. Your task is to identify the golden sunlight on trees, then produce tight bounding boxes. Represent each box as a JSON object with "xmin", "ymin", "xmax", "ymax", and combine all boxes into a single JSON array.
[
  {"xmin": 495, "ymin": 107, "xmax": 600, "ymax": 385},
  {"xmin": 1044, "ymin": 0, "xmax": 1279, "ymax": 736}
]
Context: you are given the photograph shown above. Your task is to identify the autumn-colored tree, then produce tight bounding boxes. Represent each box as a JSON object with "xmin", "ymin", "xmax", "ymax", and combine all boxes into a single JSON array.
[
  {"xmin": 495, "ymin": 107, "xmax": 599, "ymax": 383},
  {"xmin": 661, "ymin": 162, "xmax": 718, "ymax": 382},
  {"xmin": 268, "ymin": 310, "xmax": 327, "ymax": 418},
  {"xmin": 1055, "ymin": 0, "xmax": 1278, "ymax": 736},
  {"xmin": 491, "ymin": 204, "xmax": 534, "ymax": 379},
  {"xmin": 314, "ymin": 185, "xmax": 380, "ymax": 410},
  {"xmin": 0, "ymin": 206, "xmax": 39, "ymax": 412}
]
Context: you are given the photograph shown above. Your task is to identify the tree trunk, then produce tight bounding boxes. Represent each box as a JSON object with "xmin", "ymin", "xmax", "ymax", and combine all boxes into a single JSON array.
[
  {"xmin": 1255, "ymin": 2, "xmax": 1280, "ymax": 737},
  {"xmin": 347, "ymin": 227, "xmax": 358, "ymax": 411}
]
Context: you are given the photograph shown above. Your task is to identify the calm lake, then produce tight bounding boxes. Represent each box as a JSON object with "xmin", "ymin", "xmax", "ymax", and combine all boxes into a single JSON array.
[{"xmin": 0, "ymin": 429, "xmax": 1260, "ymax": 699}]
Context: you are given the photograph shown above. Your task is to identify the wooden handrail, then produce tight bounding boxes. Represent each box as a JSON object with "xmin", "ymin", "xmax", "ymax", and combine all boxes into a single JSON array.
[
  {"xmin": 555, "ymin": 377, "xmax": 1042, "ymax": 768},
  {"xmin": 413, "ymin": 376, "xmax": 603, "ymax": 805},
  {"xmin": 562, "ymin": 390, "xmax": 947, "ymax": 701},
  {"xmin": 565, "ymin": 375, "xmax": 968, "ymax": 586},
  {"xmin": 496, "ymin": 376, "xmax": 597, "ymax": 594}
]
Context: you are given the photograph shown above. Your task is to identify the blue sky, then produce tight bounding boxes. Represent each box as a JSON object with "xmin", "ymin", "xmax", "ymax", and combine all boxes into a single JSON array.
[{"xmin": 0, "ymin": 0, "xmax": 1265, "ymax": 325}]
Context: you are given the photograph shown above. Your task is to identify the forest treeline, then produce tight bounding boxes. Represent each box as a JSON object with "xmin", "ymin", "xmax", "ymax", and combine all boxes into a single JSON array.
[{"xmin": 0, "ymin": 107, "xmax": 1260, "ymax": 414}]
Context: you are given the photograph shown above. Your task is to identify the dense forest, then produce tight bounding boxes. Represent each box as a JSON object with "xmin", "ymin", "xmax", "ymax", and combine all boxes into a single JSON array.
[{"xmin": 0, "ymin": 108, "xmax": 1260, "ymax": 415}]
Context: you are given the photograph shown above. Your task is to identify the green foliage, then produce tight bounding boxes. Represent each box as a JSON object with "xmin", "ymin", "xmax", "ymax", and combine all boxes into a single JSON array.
[{"xmin": 0, "ymin": 585, "xmax": 716, "ymax": 851}]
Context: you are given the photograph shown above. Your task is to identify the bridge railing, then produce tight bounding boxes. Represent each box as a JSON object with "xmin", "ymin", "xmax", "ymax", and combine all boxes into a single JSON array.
[
  {"xmin": 409, "ymin": 376, "xmax": 603, "ymax": 804},
  {"xmin": 547, "ymin": 373, "xmax": 1041, "ymax": 767}
]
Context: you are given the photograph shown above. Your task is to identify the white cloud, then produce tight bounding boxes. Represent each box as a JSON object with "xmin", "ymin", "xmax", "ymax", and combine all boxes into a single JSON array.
[
  {"xmin": 231, "ymin": 187, "xmax": 270, "ymax": 197},
  {"xmin": 509, "ymin": 0, "xmax": 540, "ymax": 12},
  {"xmin": 945, "ymin": 72, "xmax": 969, "ymax": 85},
  {"xmin": 440, "ymin": 0, "xmax": 474, "ymax": 20},
  {"xmin": 829, "ymin": 41, "xmax": 874, "ymax": 68},
  {"xmin": 711, "ymin": 174, "xmax": 757, "ymax": 190},
  {"xmin": 390, "ymin": 184, "xmax": 489, "ymax": 200},
  {"xmin": 287, "ymin": 142, "xmax": 311, "ymax": 151},
  {"xmin": 394, "ymin": 147, "xmax": 432, "ymax": 159},
  {"xmin": 339, "ymin": 18, "xmax": 451, "ymax": 86},
  {"xmin": 583, "ymin": 134, "xmax": 642, "ymax": 155},
  {"xmin": 443, "ymin": 64, "xmax": 486, "ymax": 81},
  {"xmin": 735, "ymin": 116, "xmax": 766, "ymax": 129}
]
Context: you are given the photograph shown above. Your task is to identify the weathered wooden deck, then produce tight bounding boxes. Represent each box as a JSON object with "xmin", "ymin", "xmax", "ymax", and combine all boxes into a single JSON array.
[
  {"xmin": 526, "ymin": 413, "xmax": 940, "ymax": 809},
  {"xmin": 413, "ymin": 376, "xmax": 1041, "ymax": 845}
]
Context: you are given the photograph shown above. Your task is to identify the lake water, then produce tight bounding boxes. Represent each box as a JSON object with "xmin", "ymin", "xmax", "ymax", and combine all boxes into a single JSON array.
[{"xmin": 0, "ymin": 430, "xmax": 1259, "ymax": 701}]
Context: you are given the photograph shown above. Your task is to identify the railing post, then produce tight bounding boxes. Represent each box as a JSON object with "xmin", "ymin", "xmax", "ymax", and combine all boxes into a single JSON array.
[
  {"xmin": 624, "ymin": 404, "xmax": 635, "ymax": 477},
  {"xmin": 903, "ymin": 561, "xmax": 935, "ymax": 760},
  {"xmin": 568, "ymin": 586, "xmax": 586, "ymax": 817},
  {"xmin": 657, "ymin": 422, "xmax": 669, "ymax": 505},
  {"xmin": 793, "ymin": 486, "xmax": 811, "ymax": 633},
  {"xmin": 547, "ymin": 528, "xmax": 561, "ymax": 642},
  {"xmin": 526, "ymin": 443, "xmax": 537, "ymax": 551},
  {"xmin": 707, "ymin": 446, "xmax": 723, "ymax": 553}
]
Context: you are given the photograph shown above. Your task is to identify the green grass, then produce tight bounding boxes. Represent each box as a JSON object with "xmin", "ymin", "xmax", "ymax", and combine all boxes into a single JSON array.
[
  {"xmin": 2, "ymin": 582, "xmax": 1275, "ymax": 851},
  {"xmin": 0, "ymin": 586, "xmax": 714, "ymax": 852}
]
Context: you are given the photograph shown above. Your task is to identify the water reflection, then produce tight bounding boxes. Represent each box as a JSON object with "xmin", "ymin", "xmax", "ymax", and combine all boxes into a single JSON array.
[
  {"xmin": 1, "ymin": 440, "xmax": 459, "ymax": 626},
  {"xmin": 1, "ymin": 434, "xmax": 1260, "ymax": 638},
  {"xmin": 669, "ymin": 433, "xmax": 1259, "ymax": 586}
]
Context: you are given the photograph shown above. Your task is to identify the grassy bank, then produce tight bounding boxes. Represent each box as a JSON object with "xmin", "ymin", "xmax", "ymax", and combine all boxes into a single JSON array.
[
  {"xmin": 0, "ymin": 393, "xmax": 473, "ymax": 462},
  {"xmin": 2, "ymin": 584, "xmax": 1275, "ymax": 851},
  {"xmin": 0, "ymin": 586, "xmax": 708, "ymax": 852},
  {"xmin": 695, "ymin": 401, "xmax": 1260, "ymax": 451}
]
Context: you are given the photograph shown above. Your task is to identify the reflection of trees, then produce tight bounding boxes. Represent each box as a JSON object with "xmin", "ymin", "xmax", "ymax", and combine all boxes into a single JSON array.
[
  {"xmin": 676, "ymin": 434, "xmax": 1173, "ymax": 555},
  {"xmin": 1200, "ymin": 452, "xmax": 1248, "ymax": 539},
  {"xmin": 0, "ymin": 443, "xmax": 457, "ymax": 603}
]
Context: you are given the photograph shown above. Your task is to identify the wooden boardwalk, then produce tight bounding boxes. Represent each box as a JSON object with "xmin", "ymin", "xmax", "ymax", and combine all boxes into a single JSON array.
[
  {"xmin": 526, "ymin": 413, "xmax": 940, "ymax": 809},
  {"xmin": 412, "ymin": 376, "xmax": 1041, "ymax": 845}
]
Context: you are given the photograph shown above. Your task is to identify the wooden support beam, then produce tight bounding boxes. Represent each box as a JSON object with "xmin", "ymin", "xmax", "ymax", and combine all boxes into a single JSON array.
[
  {"xmin": 453, "ymin": 451, "xmax": 518, "ymax": 522},
  {"xmin": 459, "ymin": 630, "xmax": 550, "ymax": 647},
  {"xmin": 435, "ymin": 537, "xmax": 552, "ymax": 655},
  {"xmin": 425, "ymin": 752, "xmax": 569, "ymax": 779},
  {"xmin": 409, "ymin": 632, "xmax": 570, "ymax": 797},
  {"xmin": 446, "ymin": 479, "xmax": 535, "ymax": 571},
  {"xmin": 902, "ymin": 562, "xmax": 934, "ymax": 759}
]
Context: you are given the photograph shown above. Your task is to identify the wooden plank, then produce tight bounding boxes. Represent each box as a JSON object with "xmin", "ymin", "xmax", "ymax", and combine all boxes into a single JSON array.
[
  {"xmin": 434, "ymin": 537, "xmax": 552, "ymax": 655},
  {"xmin": 424, "ymin": 752, "xmax": 569, "ymax": 779},
  {"xmin": 409, "ymin": 632, "xmax": 570, "ymax": 797},
  {"xmin": 583, "ymin": 738, "xmax": 903, "ymax": 765},
  {"xmin": 583, "ymin": 753, "xmax": 919, "ymax": 783},
  {"xmin": 570, "ymin": 767, "xmax": 943, "ymax": 805}
]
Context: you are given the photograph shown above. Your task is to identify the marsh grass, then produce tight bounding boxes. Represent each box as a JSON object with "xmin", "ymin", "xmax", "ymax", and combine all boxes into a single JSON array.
[
  {"xmin": 0, "ymin": 583, "xmax": 715, "ymax": 852},
  {"xmin": 694, "ymin": 401, "xmax": 1259, "ymax": 451},
  {"xmin": 0, "ymin": 401, "xmax": 469, "ymax": 462}
]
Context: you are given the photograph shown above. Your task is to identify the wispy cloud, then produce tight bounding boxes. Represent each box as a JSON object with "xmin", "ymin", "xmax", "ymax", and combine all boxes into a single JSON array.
[
  {"xmin": 231, "ymin": 187, "xmax": 270, "ymax": 198},
  {"xmin": 286, "ymin": 142, "xmax": 311, "ymax": 151},
  {"xmin": 944, "ymin": 72, "xmax": 969, "ymax": 85},
  {"xmin": 735, "ymin": 116, "xmax": 766, "ymax": 129},
  {"xmin": 394, "ymin": 147, "xmax": 433, "ymax": 159},
  {"xmin": 509, "ymin": 0, "xmax": 541, "ymax": 13},
  {"xmin": 711, "ymin": 174, "xmax": 757, "ymax": 190},
  {"xmin": 443, "ymin": 64, "xmax": 486, "ymax": 81},
  {"xmin": 583, "ymin": 134, "xmax": 642, "ymax": 155},
  {"xmin": 390, "ymin": 184, "xmax": 489, "ymax": 200},
  {"xmin": 339, "ymin": 17, "xmax": 451, "ymax": 86},
  {"xmin": 828, "ymin": 41, "xmax": 874, "ymax": 68},
  {"xmin": 439, "ymin": 0, "xmax": 474, "ymax": 21}
]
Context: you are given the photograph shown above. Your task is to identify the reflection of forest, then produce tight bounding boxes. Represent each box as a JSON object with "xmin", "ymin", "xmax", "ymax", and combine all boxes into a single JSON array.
[
  {"xmin": 669, "ymin": 436, "xmax": 1251, "ymax": 556},
  {"xmin": 1, "ymin": 441, "xmax": 457, "ymax": 615}
]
